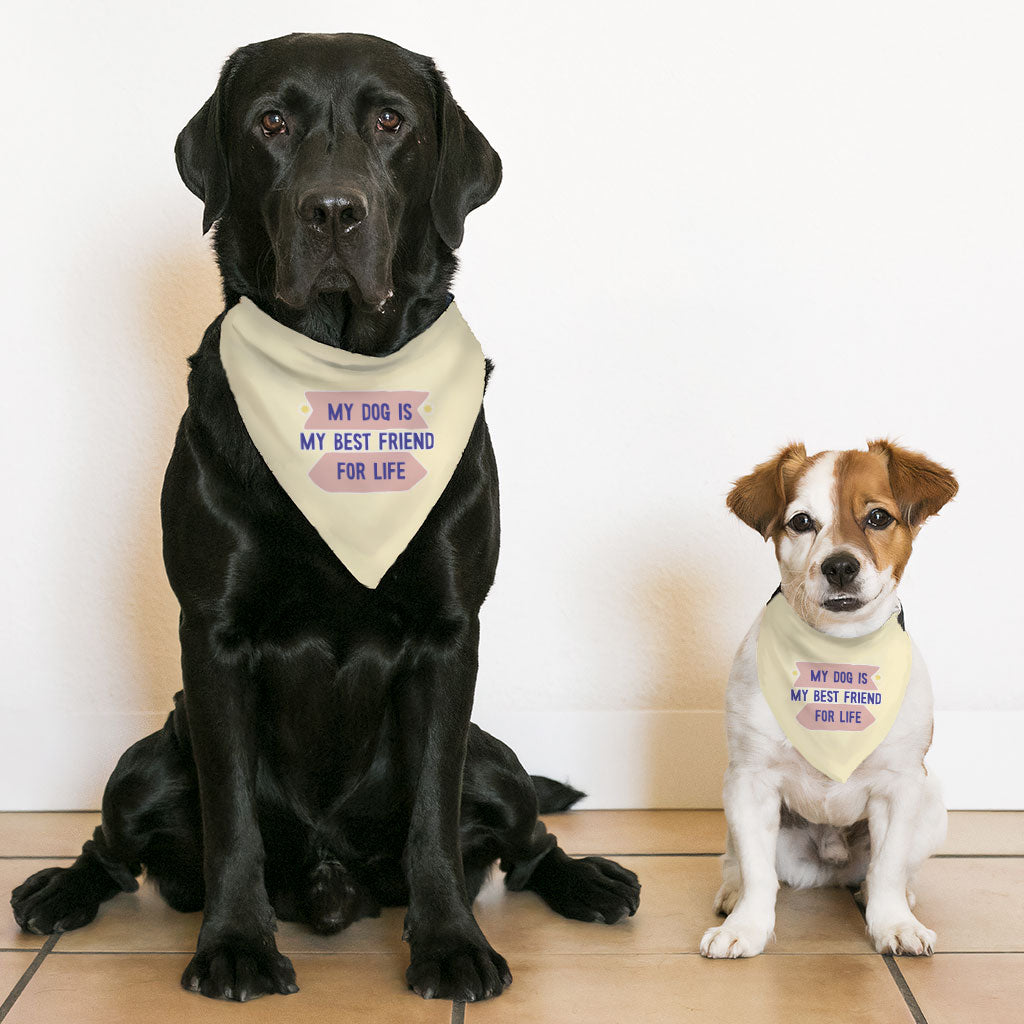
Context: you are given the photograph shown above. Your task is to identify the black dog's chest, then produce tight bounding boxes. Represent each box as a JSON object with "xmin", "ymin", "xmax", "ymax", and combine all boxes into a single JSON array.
[
  {"xmin": 161, "ymin": 334, "xmax": 499, "ymax": 804},
  {"xmin": 223, "ymin": 533, "xmax": 440, "ymax": 663}
]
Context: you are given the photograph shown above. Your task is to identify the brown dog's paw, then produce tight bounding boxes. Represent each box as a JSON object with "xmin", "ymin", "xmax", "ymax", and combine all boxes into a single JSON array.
[
  {"xmin": 406, "ymin": 931, "xmax": 511, "ymax": 1001},
  {"xmin": 713, "ymin": 881, "xmax": 740, "ymax": 916},
  {"xmin": 870, "ymin": 918, "xmax": 936, "ymax": 957},
  {"xmin": 181, "ymin": 935, "xmax": 298, "ymax": 1001}
]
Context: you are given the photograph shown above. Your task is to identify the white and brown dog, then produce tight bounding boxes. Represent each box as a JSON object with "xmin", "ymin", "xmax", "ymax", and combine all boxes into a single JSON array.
[{"xmin": 701, "ymin": 440, "xmax": 957, "ymax": 960}]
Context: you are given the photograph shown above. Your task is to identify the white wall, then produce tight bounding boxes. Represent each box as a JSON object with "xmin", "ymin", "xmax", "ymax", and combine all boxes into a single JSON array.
[{"xmin": 2, "ymin": 1, "xmax": 1022, "ymax": 809}]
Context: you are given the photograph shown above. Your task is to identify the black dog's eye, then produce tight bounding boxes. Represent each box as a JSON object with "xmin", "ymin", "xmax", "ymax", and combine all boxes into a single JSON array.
[
  {"xmin": 866, "ymin": 508, "xmax": 895, "ymax": 530},
  {"xmin": 260, "ymin": 111, "xmax": 288, "ymax": 136},
  {"xmin": 788, "ymin": 512, "xmax": 815, "ymax": 533},
  {"xmin": 376, "ymin": 109, "xmax": 403, "ymax": 132}
]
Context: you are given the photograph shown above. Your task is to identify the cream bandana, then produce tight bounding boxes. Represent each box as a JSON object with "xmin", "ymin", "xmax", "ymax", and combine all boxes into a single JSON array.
[
  {"xmin": 756, "ymin": 591, "xmax": 912, "ymax": 783},
  {"xmin": 220, "ymin": 297, "xmax": 486, "ymax": 588}
]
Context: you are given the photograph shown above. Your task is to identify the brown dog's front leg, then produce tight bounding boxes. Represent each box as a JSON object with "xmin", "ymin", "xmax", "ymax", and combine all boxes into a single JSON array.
[
  {"xmin": 178, "ymin": 620, "xmax": 297, "ymax": 1002},
  {"xmin": 401, "ymin": 617, "xmax": 511, "ymax": 1002}
]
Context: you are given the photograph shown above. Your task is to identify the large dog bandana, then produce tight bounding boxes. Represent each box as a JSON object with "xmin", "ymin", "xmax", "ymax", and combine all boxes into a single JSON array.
[
  {"xmin": 220, "ymin": 297, "xmax": 486, "ymax": 588},
  {"xmin": 756, "ymin": 591, "xmax": 912, "ymax": 783}
]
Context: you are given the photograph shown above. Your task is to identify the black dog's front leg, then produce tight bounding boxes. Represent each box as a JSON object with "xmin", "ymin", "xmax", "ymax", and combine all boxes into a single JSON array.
[
  {"xmin": 402, "ymin": 616, "xmax": 511, "ymax": 1002},
  {"xmin": 178, "ymin": 620, "xmax": 297, "ymax": 1002}
]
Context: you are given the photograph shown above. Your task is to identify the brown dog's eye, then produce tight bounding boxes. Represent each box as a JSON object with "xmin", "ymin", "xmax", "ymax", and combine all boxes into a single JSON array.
[
  {"xmin": 788, "ymin": 512, "xmax": 815, "ymax": 533},
  {"xmin": 376, "ymin": 109, "xmax": 403, "ymax": 132},
  {"xmin": 866, "ymin": 508, "xmax": 894, "ymax": 530},
  {"xmin": 260, "ymin": 111, "xmax": 288, "ymax": 136}
]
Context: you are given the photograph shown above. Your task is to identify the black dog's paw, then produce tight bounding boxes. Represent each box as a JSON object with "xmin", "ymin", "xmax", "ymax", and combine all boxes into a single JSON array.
[
  {"xmin": 406, "ymin": 930, "xmax": 512, "ymax": 1002},
  {"xmin": 11, "ymin": 866, "xmax": 103, "ymax": 934},
  {"xmin": 304, "ymin": 859, "xmax": 380, "ymax": 935},
  {"xmin": 181, "ymin": 935, "xmax": 298, "ymax": 1001},
  {"xmin": 527, "ymin": 851, "xmax": 641, "ymax": 924}
]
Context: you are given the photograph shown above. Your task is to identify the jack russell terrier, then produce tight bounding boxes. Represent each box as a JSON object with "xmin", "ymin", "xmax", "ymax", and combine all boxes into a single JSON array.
[{"xmin": 701, "ymin": 440, "xmax": 957, "ymax": 960}]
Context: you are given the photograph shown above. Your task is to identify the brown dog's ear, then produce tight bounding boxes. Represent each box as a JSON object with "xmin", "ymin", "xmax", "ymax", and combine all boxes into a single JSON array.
[
  {"xmin": 429, "ymin": 66, "xmax": 502, "ymax": 250},
  {"xmin": 175, "ymin": 52, "xmax": 242, "ymax": 235},
  {"xmin": 868, "ymin": 440, "xmax": 958, "ymax": 531},
  {"xmin": 727, "ymin": 443, "xmax": 808, "ymax": 539}
]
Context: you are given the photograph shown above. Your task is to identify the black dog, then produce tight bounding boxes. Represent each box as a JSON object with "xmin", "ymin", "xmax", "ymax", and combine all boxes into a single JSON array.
[{"xmin": 11, "ymin": 33, "xmax": 640, "ymax": 1003}]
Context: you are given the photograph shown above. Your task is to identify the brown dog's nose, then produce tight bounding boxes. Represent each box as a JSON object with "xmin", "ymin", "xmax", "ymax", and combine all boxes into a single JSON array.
[
  {"xmin": 821, "ymin": 553, "xmax": 860, "ymax": 589},
  {"xmin": 298, "ymin": 190, "xmax": 368, "ymax": 233}
]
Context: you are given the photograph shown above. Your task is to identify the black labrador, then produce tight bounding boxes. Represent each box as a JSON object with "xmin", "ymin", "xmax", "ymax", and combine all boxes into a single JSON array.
[{"xmin": 11, "ymin": 33, "xmax": 640, "ymax": 1003}]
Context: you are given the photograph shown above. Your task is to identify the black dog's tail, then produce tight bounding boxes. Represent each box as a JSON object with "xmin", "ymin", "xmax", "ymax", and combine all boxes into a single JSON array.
[{"xmin": 531, "ymin": 776, "xmax": 586, "ymax": 813}]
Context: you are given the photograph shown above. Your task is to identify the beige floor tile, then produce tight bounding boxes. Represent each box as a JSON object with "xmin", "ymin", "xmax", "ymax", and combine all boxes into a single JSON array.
[
  {"xmin": 544, "ymin": 809, "xmax": 726, "ymax": 854},
  {"xmin": 465, "ymin": 953, "xmax": 914, "ymax": 1024},
  {"xmin": 0, "ymin": 813, "xmax": 99, "ymax": 857},
  {"xmin": 4, "ymin": 952, "xmax": 449, "ymax": 1023},
  {"xmin": 912, "ymin": 857, "xmax": 1024, "ymax": 952},
  {"xmin": 941, "ymin": 811, "xmax": 1024, "ymax": 855},
  {"xmin": 0, "ymin": 859, "xmax": 74, "ymax": 951},
  {"xmin": 0, "ymin": 952, "xmax": 36, "ymax": 1001},
  {"xmin": 476, "ymin": 854, "xmax": 874, "ymax": 956},
  {"xmin": 32, "ymin": 855, "xmax": 871, "ymax": 959},
  {"xmin": 899, "ymin": 953, "xmax": 1024, "ymax": 1024}
]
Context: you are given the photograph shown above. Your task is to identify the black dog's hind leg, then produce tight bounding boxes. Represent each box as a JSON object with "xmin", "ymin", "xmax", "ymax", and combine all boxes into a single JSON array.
[
  {"xmin": 11, "ymin": 699, "xmax": 203, "ymax": 934},
  {"xmin": 264, "ymin": 830, "xmax": 382, "ymax": 936},
  {"xmin": 460, "ymin": 725, "xmax": 641, "ymax": 925},
  {"xmin": 10, "ymin": 830, "xmax": 138, "ymax": 935}
]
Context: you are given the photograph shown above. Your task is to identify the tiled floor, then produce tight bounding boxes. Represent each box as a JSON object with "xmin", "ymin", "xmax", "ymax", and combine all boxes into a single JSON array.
[{"xmin": 1, "ymin": 811, "xmax": 1022, "ymax": 1022}]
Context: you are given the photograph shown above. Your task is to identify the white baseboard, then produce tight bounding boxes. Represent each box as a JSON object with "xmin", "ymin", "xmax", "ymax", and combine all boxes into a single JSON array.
[
  {"xmin": 1, "ymin": 708, "xmax": 1020, "ymax": 810},
  {"xmin": 473, "ymin": 708, "xmax": 1024, "ymax": 811}
]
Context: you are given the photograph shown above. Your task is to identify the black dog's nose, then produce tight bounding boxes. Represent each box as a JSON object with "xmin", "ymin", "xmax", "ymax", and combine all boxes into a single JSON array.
[
  {"xmin": 298, "ymin": 190, "xmax": 368, "ymax": 233},
  {"xmin": 821, "ymin": 553, "xmax": 860, "ymax": 588}
]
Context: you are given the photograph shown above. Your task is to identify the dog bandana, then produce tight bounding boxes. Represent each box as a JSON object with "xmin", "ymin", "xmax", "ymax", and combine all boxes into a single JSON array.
[
  {"xmin": 219, "ymin": 297, "xmax": 486, "ymax": 588},
  {"xmin": 756, "ymin": 591, "xmax": 912, "ymax": 783}
]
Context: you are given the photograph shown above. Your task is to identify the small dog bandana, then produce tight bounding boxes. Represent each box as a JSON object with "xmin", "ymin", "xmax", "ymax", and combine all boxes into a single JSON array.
[
  {"xmin": 220, "ymin": 297, "xmax": 486, "ymax": 588},
  {"xmin": 756, "ymin": 591, "xmax": 912, "ymax": 783}
]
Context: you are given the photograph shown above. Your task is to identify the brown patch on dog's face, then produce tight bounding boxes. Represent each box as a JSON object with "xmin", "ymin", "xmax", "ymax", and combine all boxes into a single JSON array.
[
  {"xmin": 868, "ymin": 439, "xmax": 960, "ymax": 534},
  {"xmin": 726, "ymin": 443, "xmax": 814, "ymax": 540},
  {"xmin": 729, "ymin": 440, "xmax": 957, "ymax": 634},
  {"xmin": 833, "ymin": 450, "xmax": 914, "ymax": 583}
]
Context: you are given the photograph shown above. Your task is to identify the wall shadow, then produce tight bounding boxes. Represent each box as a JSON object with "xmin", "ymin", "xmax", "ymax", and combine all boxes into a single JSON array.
[{"xmin": 123, "ymin": 236, "xmax": 222, "ymax": 711}]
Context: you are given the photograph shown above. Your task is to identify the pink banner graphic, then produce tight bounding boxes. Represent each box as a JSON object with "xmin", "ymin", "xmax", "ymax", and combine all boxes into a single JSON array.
[
  {"xmin": 796, "ymin": 703, "xmax": 877, "ymax": 730},
  {"xmin": 794, "ymin": 662, "xmax": 880, "ymax": 692},
  {"xmin": 304, "ymin": 391, "xmax": 429, "ymax": 429},
  {"xmin": 309, "ymin": 452, "xmax": 427, "ymax": 493},
  {"xmin": 791, "ymin": 661, "xmax": 881, "ymax": 732}
]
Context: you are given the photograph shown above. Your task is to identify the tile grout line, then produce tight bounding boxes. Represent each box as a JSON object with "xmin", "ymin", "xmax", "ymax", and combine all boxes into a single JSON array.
[
  {"xmin": 0, "ymin": 948, "xmax": 1015, "ymax": 958},
  {"xmin": 0, "ymin": 933, "xmax": 59, "ymax": 1022},
  {"xmin": 932, "ymin": 853, "xmax": 1022, "ymax": 858},
  {"xmin": 3, "ymin": 852, "xmax": 1024, "ymax": 860},
  {"xmin": 531, "ymin": 852, "xmax": 1021, "ymax": 860},
  {"xmin": 880, "ymin": 955, "xmax": 929, "ymax": 1024},
  {"xmin": 845, "ymin": 887, "xmax": 929, "ymax": 1024},
  {"xmin": 0, "ymin": 857, "xmax": 79, "ymax": 861}
]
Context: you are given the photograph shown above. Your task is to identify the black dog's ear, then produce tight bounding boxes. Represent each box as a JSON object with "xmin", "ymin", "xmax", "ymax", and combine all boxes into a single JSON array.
[
  {"xmin": 430, "ymin": 66, "xmax": 502, "ymax": 250},
  {"xmin": 175, "ymin": 55, "xmax": 237, "ymax": 235}
]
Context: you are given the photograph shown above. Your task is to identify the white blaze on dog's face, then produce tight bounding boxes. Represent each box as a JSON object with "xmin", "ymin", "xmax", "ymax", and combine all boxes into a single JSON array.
[{"xmin": 728, "ymin": 441, "xmax": 957, "ymax": 635}]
